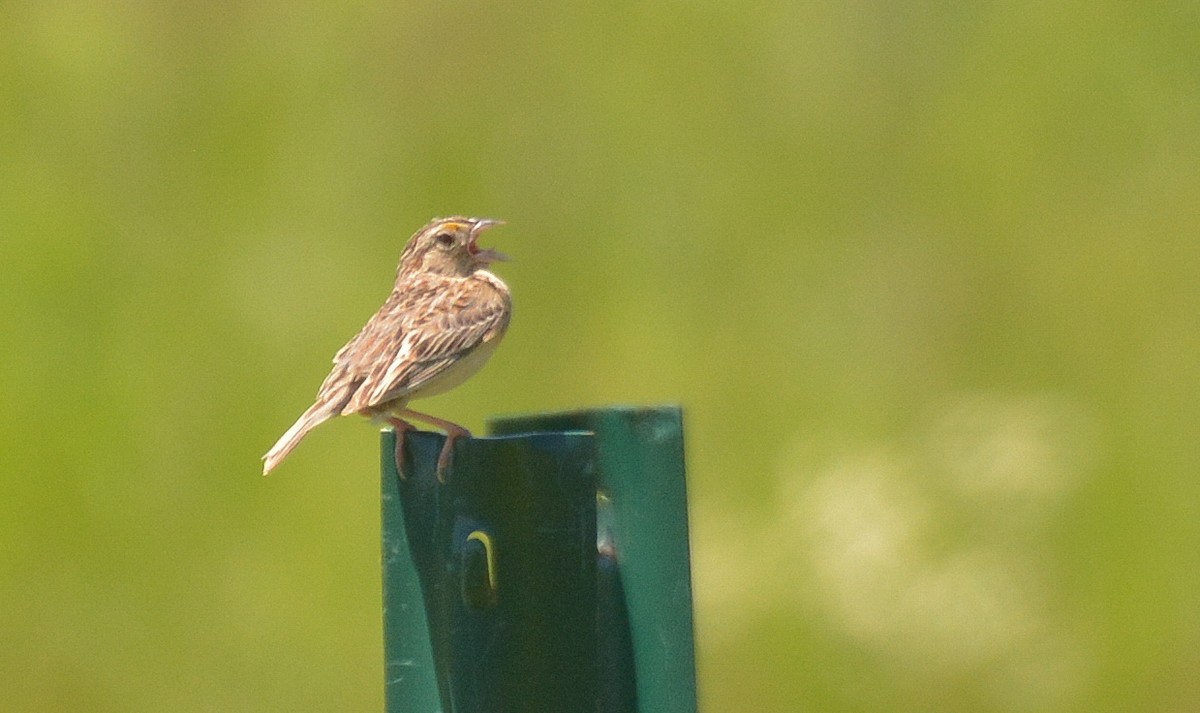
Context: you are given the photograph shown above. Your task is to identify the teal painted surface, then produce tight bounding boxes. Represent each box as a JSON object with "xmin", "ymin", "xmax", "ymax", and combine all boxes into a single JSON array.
[
  {"xmin": 383, "ymin": 407, "xmax": 695, "ymax": 712},
  {"xmin": 381, "ymin": 428, "xmax": 599, "ymax": 713},
  {"xmin": 490, "ymin": 406, "xmax": 698, "ymax": 713},
  {"xmin": 380, "ymin": 430, "xmax": 441, "ymax": 712}
]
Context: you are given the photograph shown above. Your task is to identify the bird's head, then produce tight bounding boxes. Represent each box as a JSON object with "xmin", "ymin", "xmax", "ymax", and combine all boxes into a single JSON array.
[{"xmin": 399, "ymin": 216, "xmax": 508, "ymax": 278}]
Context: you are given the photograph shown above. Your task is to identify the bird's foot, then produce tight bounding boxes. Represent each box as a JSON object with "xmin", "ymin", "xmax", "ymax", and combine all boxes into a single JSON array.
[
  {"xmin": 435, "ymin": 424, "xmax": 472, "ymax": 483},
  {"xmin": 388, "ymin": 418, "xmax": 412, "ymax": 480},
  {"xmin": 399, "ymin": 408, "xmax": 473, "ymax": 483}
]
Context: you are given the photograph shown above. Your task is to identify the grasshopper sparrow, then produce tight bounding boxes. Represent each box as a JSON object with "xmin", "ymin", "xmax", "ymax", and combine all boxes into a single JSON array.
[{"xmin": 262, "ymin": 216, "xmax": 512, "ymax": 479}]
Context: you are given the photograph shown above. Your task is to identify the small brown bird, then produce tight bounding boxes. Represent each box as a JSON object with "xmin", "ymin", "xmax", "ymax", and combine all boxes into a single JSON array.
[{"xmin": 262, "ymin": 216, "xmax": 512, "ymax": 479}]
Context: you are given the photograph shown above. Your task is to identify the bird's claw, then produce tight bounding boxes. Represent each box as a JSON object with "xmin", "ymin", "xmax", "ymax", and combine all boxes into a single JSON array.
[
  {"xmin": 434, "ymin": 429, "xmax": 472, "ymax": 484},
  {"xmin": 435, "ymin": 436, "xmax": 455, "ymax": 483},
  {"xmin": 389, "ymin": 419, "xmax": 411, "ymax": 480}
]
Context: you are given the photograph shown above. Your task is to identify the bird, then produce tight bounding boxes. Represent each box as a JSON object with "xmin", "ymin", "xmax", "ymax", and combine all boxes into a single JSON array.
[{"xmin": 262, "ymin": 216, "xmax": 512, "ymax": 480}]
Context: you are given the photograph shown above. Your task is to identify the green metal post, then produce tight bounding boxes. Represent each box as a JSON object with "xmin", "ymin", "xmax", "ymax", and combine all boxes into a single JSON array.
[
  {"xmin": 382, "ymin": 429, "xmax": 599, "ymax": 712},
  {"xmin": 380, "ymin": 431, "xmax": 440, "ymax": 710},
  {"xmin": 382, "ymin": 406, "xmax": 696, "ymax": 713},
  {"xmin": 490, "ymin": 406, "xmax": 698, "ymax": 713}
]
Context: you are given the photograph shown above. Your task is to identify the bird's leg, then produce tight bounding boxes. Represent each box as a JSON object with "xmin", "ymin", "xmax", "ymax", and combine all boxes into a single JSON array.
[
  {"xmin": 386, "ymin": 417, "xmax": 413, "ymax": 480},
  {"xmin": 400, "ymin": 409, "xmax": 472, "ymax": 483},
  {"xmin": 434, "ymin": 427, "xmax": 470, "ymax": 483}
]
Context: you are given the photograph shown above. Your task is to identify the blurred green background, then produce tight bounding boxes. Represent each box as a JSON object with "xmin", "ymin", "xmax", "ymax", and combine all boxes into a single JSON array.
[{"xmin": 3, "ymin": 2, "xmax": 1198, "ymax": 711}]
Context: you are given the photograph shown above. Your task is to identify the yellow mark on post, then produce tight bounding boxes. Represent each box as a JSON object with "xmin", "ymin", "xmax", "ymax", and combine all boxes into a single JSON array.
[{"xmin": 466, "ymin": 530, "xmax": 498, "ymax": 593}]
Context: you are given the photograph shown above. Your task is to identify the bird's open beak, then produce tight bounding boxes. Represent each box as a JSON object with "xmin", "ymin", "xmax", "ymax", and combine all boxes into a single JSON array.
[{"xmin": 468, "ymin": 218, "xmax": 509, "ymax": 263}]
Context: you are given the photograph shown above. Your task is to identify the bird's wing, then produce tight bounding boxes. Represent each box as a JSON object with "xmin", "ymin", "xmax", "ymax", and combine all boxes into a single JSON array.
[{"xmin": 338, "ymin": 276, "xmax": 510, "ymax": 415}]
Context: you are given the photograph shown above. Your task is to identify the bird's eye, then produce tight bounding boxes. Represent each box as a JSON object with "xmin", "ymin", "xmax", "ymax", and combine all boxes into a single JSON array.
[{"xmin": 434, "ymin": 232, "xmax": 455, "ymax": 248}]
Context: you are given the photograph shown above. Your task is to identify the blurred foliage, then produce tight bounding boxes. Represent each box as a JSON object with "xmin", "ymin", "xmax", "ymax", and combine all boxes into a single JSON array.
[{"xmin": 2, "ymin": 1, "xmax": 1199, "ymax": 711}]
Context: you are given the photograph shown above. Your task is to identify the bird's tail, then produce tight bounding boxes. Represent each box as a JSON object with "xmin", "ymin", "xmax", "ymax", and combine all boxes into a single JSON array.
[{"xmin": 262, "ymin": 401, "xmax": 338, "ymax": 476}]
